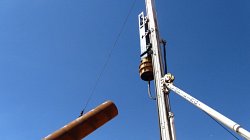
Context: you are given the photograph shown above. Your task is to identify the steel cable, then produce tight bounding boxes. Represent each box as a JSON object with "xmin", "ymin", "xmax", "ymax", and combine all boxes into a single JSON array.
[
  {"xmin": 80, "ymin": 0, "xmax": 137, "ymax": 116},
  {"xmin": 204, "ymin": 111, "xmax": 240, "ymax": 140}
]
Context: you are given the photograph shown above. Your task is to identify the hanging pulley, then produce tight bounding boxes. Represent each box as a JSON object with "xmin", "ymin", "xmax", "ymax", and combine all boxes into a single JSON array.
[{"xmin": 139, "ymin": 57, "xmax": 154, "ymax": 81}]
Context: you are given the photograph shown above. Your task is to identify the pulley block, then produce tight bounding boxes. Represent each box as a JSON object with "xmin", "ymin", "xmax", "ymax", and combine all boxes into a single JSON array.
[{"xmin": 139, "ymin": 57, "xmax": 154, "ymax": 81}]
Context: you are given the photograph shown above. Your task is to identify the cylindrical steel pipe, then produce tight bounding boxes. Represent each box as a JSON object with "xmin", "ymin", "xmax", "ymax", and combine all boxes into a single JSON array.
[{"xmin": 43, "ymin": 101, "xmax": 118, "ymax": 140}]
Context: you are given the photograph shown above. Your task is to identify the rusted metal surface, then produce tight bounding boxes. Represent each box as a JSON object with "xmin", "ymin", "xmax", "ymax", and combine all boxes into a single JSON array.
[
  {"xmin": 139, "ymin": 57, "xmax": 154, "ymax": 81},
  {"xmin": 43, "ymin": 101, "xmax": 118, "ymax": 140}
]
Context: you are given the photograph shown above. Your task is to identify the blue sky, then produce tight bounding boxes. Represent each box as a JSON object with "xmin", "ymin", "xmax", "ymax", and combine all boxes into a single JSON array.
[{"xmin": 0, "ymin": 0, "xmax": 249, "ymax": 140}]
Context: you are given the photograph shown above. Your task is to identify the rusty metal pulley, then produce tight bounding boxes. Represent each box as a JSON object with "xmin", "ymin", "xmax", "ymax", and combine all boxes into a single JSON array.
[{"xmin": 139, "ymin": 57, "xmax": 154, "ymax": 81}]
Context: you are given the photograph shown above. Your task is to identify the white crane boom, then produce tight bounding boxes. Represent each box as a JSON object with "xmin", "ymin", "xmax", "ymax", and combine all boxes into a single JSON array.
[{"xmin": 161, "ymin": 73, "xmax": 250, "ymax": 140}]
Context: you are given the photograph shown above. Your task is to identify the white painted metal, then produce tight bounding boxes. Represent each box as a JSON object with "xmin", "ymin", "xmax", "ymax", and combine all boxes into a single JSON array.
[
  {"xmin": 169, "ymin": 112, "xmax": 176, "ymax": 140},
  {"xmin": 145, "ymin": 0, "xmax": 175, "ymax": 139},
  {"xmin": 166, "ymin": 83, "xmax": 250, "ymax": 140},
  {"xmin": 138, "ymin": 12, "xmax": 148, "ymax": 59}
]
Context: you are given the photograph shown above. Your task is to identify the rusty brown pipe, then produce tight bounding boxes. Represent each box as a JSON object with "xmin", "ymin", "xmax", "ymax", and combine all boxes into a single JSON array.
[{"xmin": 43, "ymin": 101, "xmax": 118, "ymax": 140}]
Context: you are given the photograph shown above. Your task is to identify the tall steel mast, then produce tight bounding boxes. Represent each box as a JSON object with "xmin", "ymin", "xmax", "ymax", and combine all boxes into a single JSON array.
[
  {"xmin": 138, "ymin": 1, "xmax": 250, "ymax": 140},
  {"xmin": 145, "ymin": 0, "xmax": 175, "ymax": 140},
  {"xmin": 138, "ymin": 0, "xmax": 176, "ymax": 140}
]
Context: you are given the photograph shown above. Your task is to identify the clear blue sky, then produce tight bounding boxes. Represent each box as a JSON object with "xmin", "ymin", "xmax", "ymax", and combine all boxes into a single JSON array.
[{"xmin": 0, "ymin": 0, "xmax": 249, "ymax": 139}]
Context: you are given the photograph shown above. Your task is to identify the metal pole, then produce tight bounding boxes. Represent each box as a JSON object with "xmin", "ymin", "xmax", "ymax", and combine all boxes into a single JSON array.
[
  {"xmin": 166, "ymin": 83, "xmax": 250, "ymax": 140},
  {"xmin": 145, "ymin": 0, "xmax": 175, "ymax": 140}
]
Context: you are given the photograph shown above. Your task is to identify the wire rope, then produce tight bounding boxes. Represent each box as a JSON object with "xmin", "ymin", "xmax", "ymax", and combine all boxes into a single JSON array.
[
  {"xmin": 203, "ymin": 111, "xmax": 240, "ymax": 140},
  {"xmin": 147, "ymin": 81, "xmax": 156, "ymax": 100},
  {"xmin": 80, "ymin": 0, "xmax": 137, "ymax": 116}
]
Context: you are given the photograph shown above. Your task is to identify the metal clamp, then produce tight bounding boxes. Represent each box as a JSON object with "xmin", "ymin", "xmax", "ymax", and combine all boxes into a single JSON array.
[
  {"xmin": 142, "ymin": 29, "xmax": 151, "ymax": 39},
  {"xmin": 161, "ymin": 73, "xmax": 175, "ymax": 94},
  {"xmin": 163, "ymin": 73, "xmax": 175, "ymax": 83},
  {"xmin": 168, "ymin": 112, "xmax": 174, "ymax": 118}
]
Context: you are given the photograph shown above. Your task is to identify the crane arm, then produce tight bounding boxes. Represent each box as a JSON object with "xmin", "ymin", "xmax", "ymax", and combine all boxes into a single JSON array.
[{"xmin": 161, "ymin": 73, "xmax": 250, "ymax": 140}]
